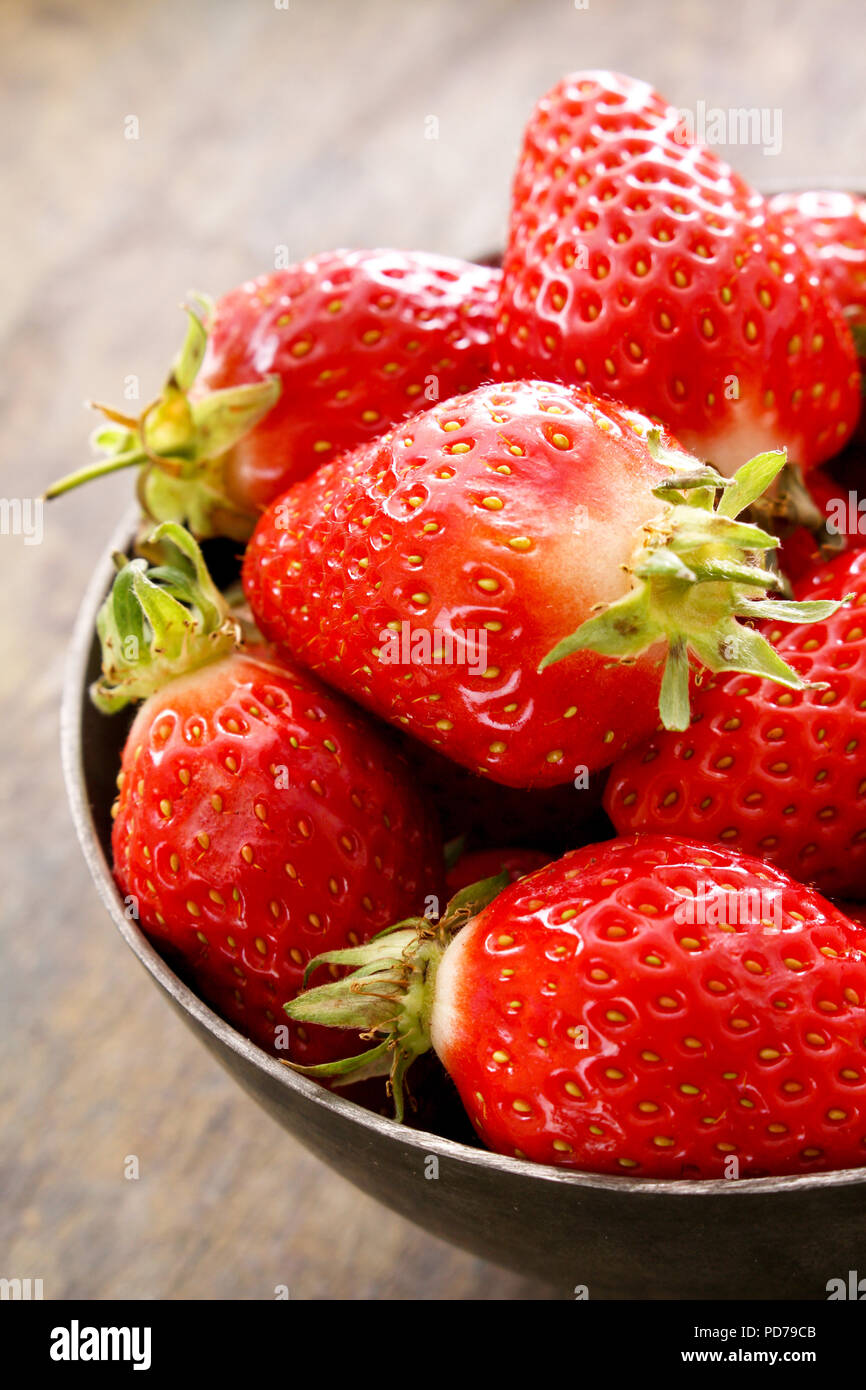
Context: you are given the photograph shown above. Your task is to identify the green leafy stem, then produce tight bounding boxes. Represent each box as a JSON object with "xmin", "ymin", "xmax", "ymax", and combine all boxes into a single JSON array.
[
  {"xmin": 92, "ymin": 522, "xmax": 239, "ymax": 713},
  {"xmin": 540, "ymin": 441, "xmax": 848, "ymax": 730},
  {"xmin": 45, "ymin": 297, "xmax": 281, "ymax": 540}
]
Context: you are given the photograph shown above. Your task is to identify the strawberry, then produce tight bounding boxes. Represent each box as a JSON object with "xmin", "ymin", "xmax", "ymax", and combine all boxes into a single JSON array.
[
  {"xmin": 767, "ymin": 190, "xmax": 866, "ymax": 360},
  {"xmin": 243, "ymin": 379, "xmax": 842, "ymax": 787},
  {"xmin": 47, "ymin": 250, "xmax": 500, "ymax": 538},
  {"xmin": 286, "ymin": 834, "xmax": 866, "ymax": 1178},
  {"xmin": 97, "ymin": 524, "xmax": 444, "ymax": 1061},
  {"xmin": 493, "ymin": 71, "xmax": 861, "ymax": 477},
  {"xmin": 446, "ymin": 846, "xmax": 551, "ymax": 895},
  {"xmin": 605, "ymin": 548, "xmax": 866, "ymax": 898}
]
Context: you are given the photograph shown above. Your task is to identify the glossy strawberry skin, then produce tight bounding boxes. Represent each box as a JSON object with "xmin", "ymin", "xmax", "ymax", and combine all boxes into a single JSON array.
[
  {"xmin": 768, "ymin": 190, "xmax": 866, "ymax": 349},
  {"xmin": 494, "ymin": 72, "xmax": 861, "ymax": 475},
  {"xmin": 430, "ymin": 835, "xmax": 866, "ymax": 1177},
  {"xmin": 605, "ymin": 550, "xmax": 866, "ymax": 898},
  {"xmin": 446, "ymin": 846, "xmax": 552, "ymax": 895},
  {"xmin": 198, "ymin": 249, "xmax": 500, "ymax": 512},
  {"xmin": 112, "ymin": 649, "xmax": 443, "ymax": 1061},
  {"xmin": 243, "ymin": 380, "xmax": 684, "ymax": 789}
]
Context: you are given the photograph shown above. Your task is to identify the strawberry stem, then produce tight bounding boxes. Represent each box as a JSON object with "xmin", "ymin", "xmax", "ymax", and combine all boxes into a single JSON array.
[
  {"xmin": 45, "ymin": 299, "xmax": 281, "ymax": 540},
  {"xmin": 91, "ymin": 522, "xmax": 240, "ymax": 713},
  {"xmin": 283, "ymin": 873, "xmax": 509, "ymax": 1119},
  {"xmin": 540, "ymin": 442, "xmax": 849, "ymax": 731},
  {"xmin": 44, "ymin": 445, "xmax": 149, "ymax": 494}
]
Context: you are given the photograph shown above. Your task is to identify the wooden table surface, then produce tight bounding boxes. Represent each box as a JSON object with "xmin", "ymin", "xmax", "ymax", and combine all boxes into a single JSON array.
[{"xmin": 2, "ymin": 0, "xmax": 864, "ymax": 1301}]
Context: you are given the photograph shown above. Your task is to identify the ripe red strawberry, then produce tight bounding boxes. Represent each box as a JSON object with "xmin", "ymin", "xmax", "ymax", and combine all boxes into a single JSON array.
[
  {"xmin": 768, "ymin": 190, "xmax": 866, "ymax": 358},
  {"xmin": 494, "ymin": 71, "xmax": 861, "ymax": 476},
  {"xmin": 47, "ymin": 250, "xmax": 499, "ymax": 538},
  {"xmin": 605, "ymin": 548, "xmax": 866, "ymax": 898},
  {"xmin": 286, "ymin": 835, "xmax": 866, "ymax": 1178},
  {"xmin": 243, "ymin": 379, "xmax": 841, "ymax": 788},
  {"xmin": 99, "ymin": 524, "xmax": 444, "ymax": 1061},
  {"xmin": 446, "ymin": 846, "xmax": 551, "ymax": 895}
]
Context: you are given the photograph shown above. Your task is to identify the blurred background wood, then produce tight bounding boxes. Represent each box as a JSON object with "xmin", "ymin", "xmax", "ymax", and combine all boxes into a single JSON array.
[{"xmin": 1, "ymin": 0, "xmax": 864, "ymax": 1300}]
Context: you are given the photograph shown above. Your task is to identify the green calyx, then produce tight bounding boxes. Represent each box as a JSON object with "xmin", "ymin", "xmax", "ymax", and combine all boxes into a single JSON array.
[
  {"xmin": 92, "ymin": 522, "xmax": 240, "ymax": 714},
  {"xmin": 283, "ymin": 873, "xmax": 509, "ymax": 1120},
  {"xmin": 540, "ymin": 441, "xmax": 848, "ymax": 732},
  {"xmin": 45, "ymin": 296, "xmax": 281, "ymax": 540}
]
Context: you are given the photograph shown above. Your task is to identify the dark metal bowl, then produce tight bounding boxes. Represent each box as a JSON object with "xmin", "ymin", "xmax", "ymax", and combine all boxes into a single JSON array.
[{"xmin": 62, "ymin": 496, "xmax": 866, "ymax": 1299}]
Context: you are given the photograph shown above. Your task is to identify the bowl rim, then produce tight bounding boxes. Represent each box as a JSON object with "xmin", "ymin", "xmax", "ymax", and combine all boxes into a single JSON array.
[{"xmin": 62, "ymin": 507, "xmax": 866, "ymax": 1202}]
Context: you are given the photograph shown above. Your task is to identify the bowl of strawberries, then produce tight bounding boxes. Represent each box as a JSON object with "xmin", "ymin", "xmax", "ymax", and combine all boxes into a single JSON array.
[{"xmin": 57, "ymin": 71, "xmax": 866, "ymax": 1300}]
